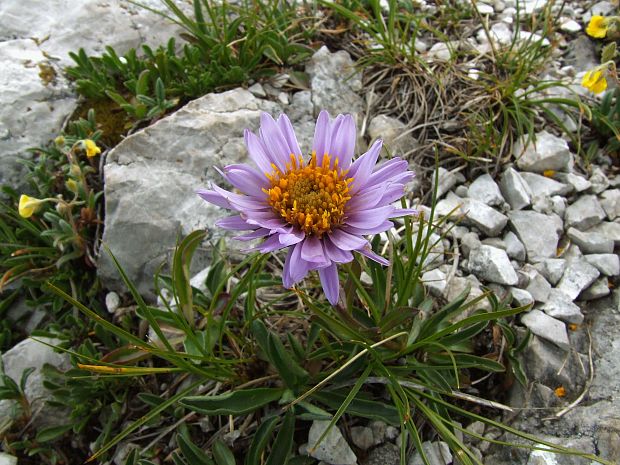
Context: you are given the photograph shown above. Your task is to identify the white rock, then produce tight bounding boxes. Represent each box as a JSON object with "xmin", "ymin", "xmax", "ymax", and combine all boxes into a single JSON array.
[
  {"xmin": 307, "ymin": 420, "xmax": 357, "ymax": 465},
  {"xmin": 511, "ymin": 288, "xmax": 534, "ymax": 307},
  {"xmin": 560, "ymin": 18, "xmax": 582, "ymax": 33},
  {"xmin": 428, "ymin": 42, "xmax": 453, "ymax": 61},
  {"xmin": 435, "ymin": 191, "xmax": 463, "ymax": 218},
  {"xmin": 477, "ymin": 3, "xmax": 494, "ymax": 14},
  {"xmin": 105, "ymin": 292, "xmax": 121, "ymax": 314},
  {"xmin": 488, "ymin": 22, "xmax": 514, "ymax": 45},
  {"xmin": 422, "ymin": 268, "xmax": 447, "ymax": 297},
  {"xmin": 565, "ymin": 195, "xmax": 607, "ymax": 230},
  {"xmin": 587, "ymin": 221, "xmax": 620, "ymax": 246},
  {"xmin": 517, "ymin": 31, "xmax": 550, "ymax": 46},
  {"xmin": 557, "ymin": 259, "xmax": 600, "ymax": 300},
  {"xmin": 500, "ymin": 167, "xmax": 532, "ymax": 210},
  {"xmin": 0, "ymin": 0, "xmax": 179, "ymax": 67},
  {"xmin": 307, "ymin": 46, "xmax": 364, "ymax": 119},
  {"xmin": 98, "ymin": 89, "xmax": 283, "ymax": 295},
  {"xmin": 585, "ymin": 254, "xmax": 620, "ymax": 276},
  {"xmin": 533, "ymin": 258, "xmax": 566, "ymax": 285},
  {"xmin": 521, "ymin": 264, "xmax": 552, "ymax": 302},
  {"xmin": 433, "ymin": 168, "xmax": 460, "ymax": 199},
  {"xmin": 408, "ymin": 441, "xmax": 452, "ymax": 465},
  {"xmin": 521, "ymin": 172, "xmax": 572, "ymax": 198},
  {"xmin": 508, "ymin": 211, "xmax": 560, "ymax": 261},
  {"xmin": 468, "ymin": 174, "xmax": 505, "ymax": 206},
  {"xmin": 567, "ymin": 227, "xmax": 614, "ymax": 254},
  {"xmin": 350, "ymin": 426, "xmax": 375, "ymax": 451},
  {"xmin": 0, "ymin": 39, "xmax": 77, "ymax": 187},
  {"xmin": 580, "ymin": 277, "xmax": 611, "ymax": 300},
  {"xmin": 550, "ymin": 195, "xmax": 567, "ymax": 218},
  {"xmin": 0, "ymin": 453, "xmax": 17, "ymax": 465},
  {"xmin": 539, "ymin": 289, "xmax": 583, "ymax": 324},
  {"xmin": 513, "ymin": 131, "xmax": 574, "ymax": 173},
  {"xmin": 461, "ymin": 198, "xmax": 509, "ymax": 237},
  {"xmin": 556, "ymin": 172, "xmax": 591, "ymax": 192},
  {"xmin": 0, "ymin": 337, "xmax": 71, "ymax": 428},
  {"xmin": 368, "ymin": 115, "xmax": 418, "ymax": 156},
  {"xmin": 589, "ymin": 166, "xmax": 610, "ymax": 194},
  {"xmin": 600, "ymin": 189, "xmax": 620, "ymax": 220},
  {"xmin": 469, "ymin": 245, "xmax": 519, "ymax": 285},
  {"xmin": 460, "ymin": 231, "xmax": 482, "ymax": 258},
  {"xmin": 248, "ymin": 83, "xmax": 267, "ymax": 97},
  {"xmin": 414, "ymin": 40, "xmax": 429, "ymax": 53},
  {"xmin": 504, "ymin": 231, "xmax": 526, "ymax": 261},
  {"xmin": 521, "ymin": 310, "xmax": 570, "ymax": 350}
]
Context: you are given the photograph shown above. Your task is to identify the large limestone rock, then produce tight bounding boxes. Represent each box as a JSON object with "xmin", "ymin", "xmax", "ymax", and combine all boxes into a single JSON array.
[
  {"xmin": 99, "ymin": 89, "xmax": 286, "ymax": 296},
  {"xmin": 0, "ymin": 0, "xmax": 181, "ymax": 187},
  {"xmin": 508, "ymin": 210, "xmax": 561, "ymax": 262},
  {"xmin": 513, "ymin": 131, "xmax": 574, "ymax": 173},
  {"xmin": 0, "ymin": 0, "xmax": 180, "ymax": 66},
  {"xmin": 0, "ymin": 40, "xmax": 76, "ymax": 187},
  {"xmin": 306, "ymin": 46, "xmax": 364, "ymax": 119},
  {"xmin": 0, "ymin": 337, "xmax": 71, "ymax": 428}
]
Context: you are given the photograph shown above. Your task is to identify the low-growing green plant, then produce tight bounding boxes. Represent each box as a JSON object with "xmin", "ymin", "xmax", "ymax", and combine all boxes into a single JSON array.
[
  {"xmin": 587, "ymin": 87, "xmax": 620, "ymax": 163},
  {"xmin": 66, "ymin": 0, "xmax": 316, "ymax": 126},
  {"xmin": 0, "ymin": 110, "xmax": 104, "ymax": 339},
  {"xmin": 42, "ymin": 190, "xmax": 612, "ymax": 464}
]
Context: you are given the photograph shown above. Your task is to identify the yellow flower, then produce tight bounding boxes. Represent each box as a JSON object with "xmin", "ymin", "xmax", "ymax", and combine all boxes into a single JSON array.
[
  {"xmin": 554, "ymin": 386, "xmax": 566, "ymax": 398},
  {"xmin": 581, "ymin": 69, "xmax": 608, "ymax": 94},
  {"xmin": 18, "ymin": 195, "xmax": 44, "ymax": 218},
  {"xmin": 586, "ymin": 16, "xmax": 608, "ymax": 38},
  {"xmin": 83, "ymin": 139, "xmax": 101, "ymax": 158},
  {"xmin": 543, "ymin": 170, "xmax": 556, "ymax": 178}
]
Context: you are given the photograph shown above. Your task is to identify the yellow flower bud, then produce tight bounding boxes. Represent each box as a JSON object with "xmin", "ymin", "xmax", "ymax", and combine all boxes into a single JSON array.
[
  {"xmin": 18, "ymin": 195, "xmax": 44, "ymax": 218},
  {"xmin": 83, "ymin": 139, "xmax": 101, "ymax": 158},
  {"xmin": 54, "ymin": 135, "xmax": 65, "ymax": 146},
  {"xmin": 66, "ymin": 179, "xmax": 79, "ymax": 194},
  {"xmin": 70, "ymin": 163, "xmax": 82, "ymax": 177}
]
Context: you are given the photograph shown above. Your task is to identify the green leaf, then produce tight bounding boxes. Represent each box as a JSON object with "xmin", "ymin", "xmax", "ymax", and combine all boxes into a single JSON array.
[
  {"xmin": 265, "ymin": 410, "xmax": 295, "ymax": 465},
  {"xmin": 36, "ymin": 423, "xmax": 74, "ymax": 442},
  {"xmin": 602, "ymin": 42, "xmax": 617, "ymax": 63},
  {"xmin": 312, "ymin": 391, "xmax": 400, "ymax": 425},
  {"xmin": 212, "ymin": 440, "xmax": 235, "ymax": 465},
  {"xmin": 181, "ymin": 388, "xmax": 284, "ymax": 416},
  {"xmin": 267, "ymin": 332, "xmax": 309, "ymax": 389},
  {"xmin": 245, "ymin": 416, "xmax": 279, "ymax": 465},
  {"xmin": 178, "ymin": 432, "xmax": 214, "ymax": 465}
]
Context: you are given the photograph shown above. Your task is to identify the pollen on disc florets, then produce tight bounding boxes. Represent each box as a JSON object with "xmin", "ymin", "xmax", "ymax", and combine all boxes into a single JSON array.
[{"xmin": 265, "ymin": 152, "xmax": 352, "ymax": 236}]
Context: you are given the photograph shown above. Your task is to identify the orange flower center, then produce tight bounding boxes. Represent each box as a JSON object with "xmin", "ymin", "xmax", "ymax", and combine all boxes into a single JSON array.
[{"xmin": 265, "ymin": 152, "xmax": 352, "ymax": 236}]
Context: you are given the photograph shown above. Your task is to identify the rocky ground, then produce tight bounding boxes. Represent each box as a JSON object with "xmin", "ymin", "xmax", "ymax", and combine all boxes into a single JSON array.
[{"xmin": 1, "ymin": 0, "xmax": 619, "ymax": 464}]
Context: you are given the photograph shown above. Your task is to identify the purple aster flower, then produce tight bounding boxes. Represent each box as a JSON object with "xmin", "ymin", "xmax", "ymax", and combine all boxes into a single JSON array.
[{"xmin": 197, "ymin": 110, "xmax": 415, "ymax": 305}]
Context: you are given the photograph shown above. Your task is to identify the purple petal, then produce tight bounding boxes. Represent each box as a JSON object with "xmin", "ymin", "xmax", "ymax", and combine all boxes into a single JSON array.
[
  {"xmin": 357, "ymin": 247, "xmax": 390, "ymax": 266},
  {"xmin": 222, "ymin": 164, "xmax": 268, "ymax": 198},
  {"xmin": 346, "ymin": 184, "xmax": 385, "ymax": 211},
  {"xmin": 197, "ymin": 188, "xmax": 232, "ymax": 209},
  {"xmin": 215, "ymin": 215, "xmax": 254, "ymax": 230},
  {"xmin": 290, "ymin": 241, "xmax": 313, "ymax": 283},
  {"xmin": 345, "ymin": 205, "xmax": 394, "ymax": 229},
  {"xmin": 365, "ymin": 158, "xmax": 411, "ymax": 188},
  {"xmin": 347, "ymin": 140, "xmax": 382, "ymax": 193},
  {"xmin": 323, "ymin": 236, "xmax": 354, "ymax": 263},
  {"xmin": 245, "ymin": 216, "xmax": 290, "ymax": 233},
  {"xmin": 343, "ymin": 221, "xmax": 394, "ymax": 236},
  {"xmin": 282, "ymin": 246, "xmax": 295, "ymax": 288},
  {"xmin": 301, "ymin": 235, "xmax": 328, "ymax": 264},
  {"xmin": 277, "ymin": 114, "xmax": 302, "ymax": 157},
  {"xmin": 250, "ymin": 234, "xmax": 288, "ymax": 253},
  {"xmin": 211, "ymin": 184, "xmax": 268, "ymax": 211},
  {"xmin": 245, "ymin": 129, "xmax": 273, "ymax": 174},
  {"xmin": 329, "ymin": 114, "xmax": 356, "ymax": 170},
  {"xmin": 389, "ymin": 208, "xmax": 418, "ymax": 218},
  {"xmin": 312, "ymin": 110, "xmax": 332, "ymax": 163},
  {"xmin": 234, "ymin": 228, "xmax": 271, "ymax": 241},
  {"xmin": 319, "ymin": 263, "xmax": 340, "ymax": 305},
  {"xmin": 278, "ymin": 228, "xmax": 305, "ymax": 247},
  {"xmin": 259, "ymin": 113, "xmax": 289, "ymax": 172},
  {"xmin": 329, "ymin": 228, "xmax": 368, "ymax": 251},
  {"xmin": 376, "ymin": 183, "xmax": 406, "ymax": 206}
]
